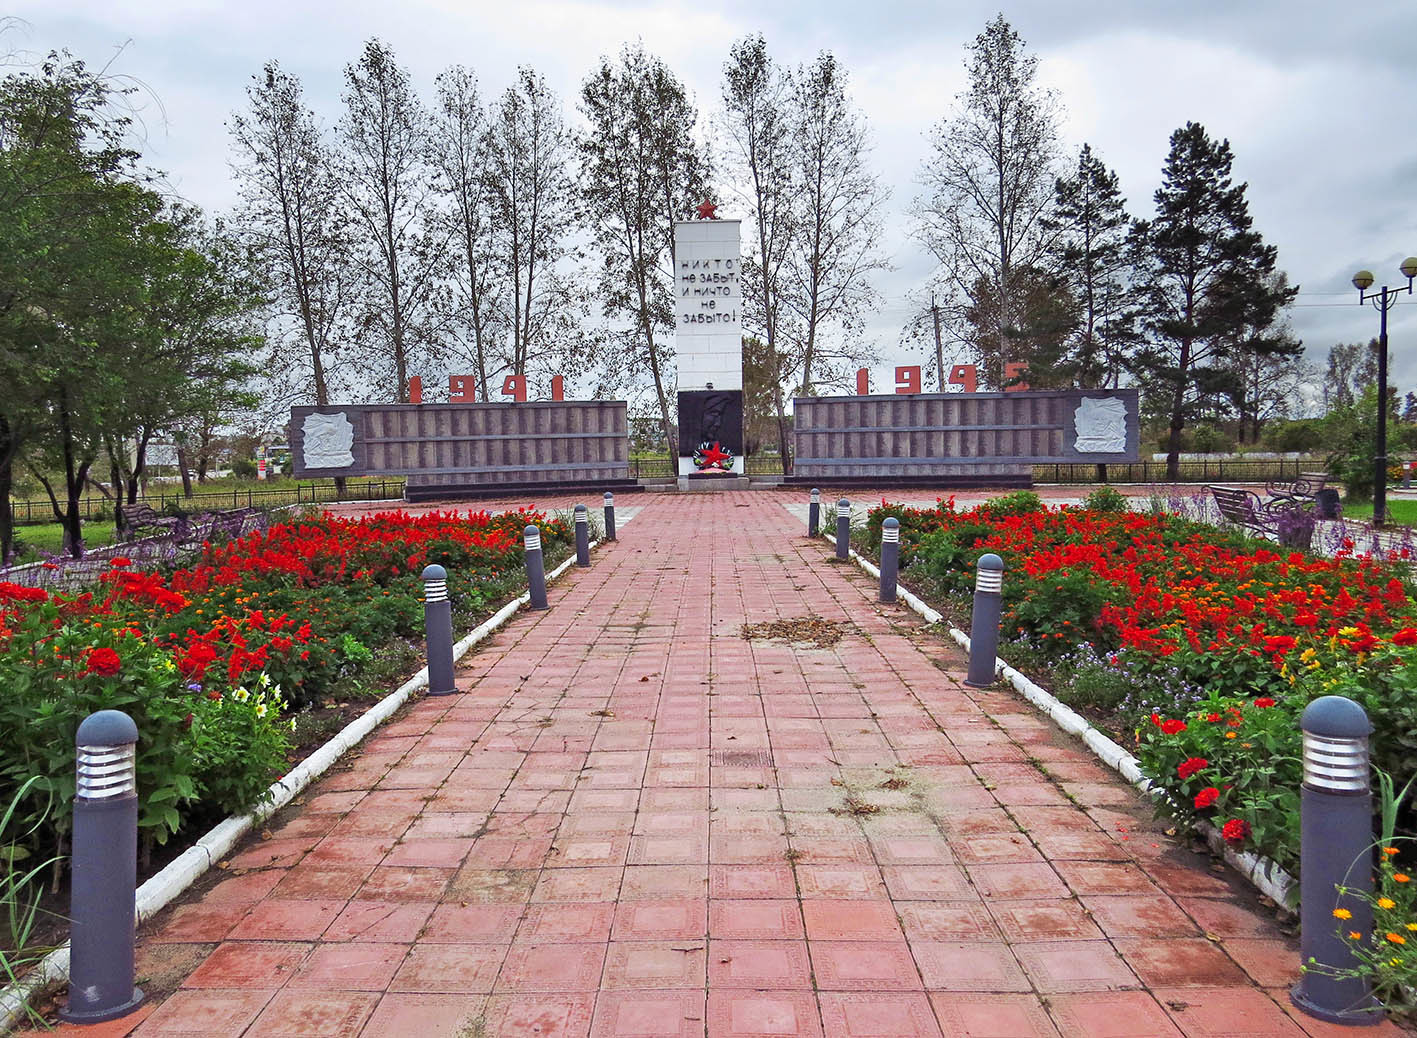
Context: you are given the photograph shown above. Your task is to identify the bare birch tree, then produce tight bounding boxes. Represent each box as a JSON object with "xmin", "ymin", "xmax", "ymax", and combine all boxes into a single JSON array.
[
  {"xmin": 487, "ymin": 66, "xmax": 580, "ymax": 383},
  {"xmin": 913, "ymin": 15, "xmax": 1061, "ymax": 389},
  {"xmin": 229, "ymin": 61, "xmax": 353, "ymax": 412},
  {"xmin": 431, "ymin": 65, "xmax": 503, "ymax": 401},
  {"xmin": 339, "ymin": 38, "xmax": 445, "ymax": 401},
  {"xmin": 579, "ymin": 43, "xmax": 710, "ymax": 469},
  {"xmin": 785, "ymin": 50, "xmax": 888, "ymax": 396},
  {"xmin": 721, "ymin": 34, "xmax": 794, "ymax": 470}
]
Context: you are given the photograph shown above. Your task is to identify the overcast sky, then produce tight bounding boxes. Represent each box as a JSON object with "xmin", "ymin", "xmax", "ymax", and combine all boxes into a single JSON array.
[{"xmin": 7, "ymin": 0, "xmax": 1417, "ymax": 410}]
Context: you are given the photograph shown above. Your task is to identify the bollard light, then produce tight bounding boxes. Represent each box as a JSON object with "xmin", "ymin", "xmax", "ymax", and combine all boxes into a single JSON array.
[
  {"xmin": 422, "ymin": 564, "xmax": 456, "ymax": 696},
  {"xmin": 1291, "ymin": 695, "xmax": 1381, "ymax": 1026},
  {"xmin": 574, "ymin": 504, "xmax": 590, "ymax": 567},
  {"xmin": 808, "ymin": 488, "xmax": 821, "ymax": 537},
  {"xmin": 604, "ymin": 492, "xmax": 617, "ymax": 542},
  {"xmin": 62, "ymin": 710, "xmax": 144, "ymax": 1024},
  {"xmin": 964, "ymin": 553, "xmax": 1005, "ymax": 688},
  {"xmin": 836, "ymin": 498, "xmax": 851, "ymax": 560},
  {"xmin": 879, "ymin": 516, "xmax": 900, "ymax": 604},
  {"xmin": 525, "ymin": 524, "xmax": 549, "ymax": 610}
]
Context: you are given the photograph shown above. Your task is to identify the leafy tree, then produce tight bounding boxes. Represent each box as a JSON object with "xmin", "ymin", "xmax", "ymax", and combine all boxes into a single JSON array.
[
  {"xmin": 913, "ymin": 15, "xmax": 1061, "ymax": 389},
  {"xmin": 579, "ymin": 43, "xmax": 710, "ymax": 469},
  {"xmin": 784, "ymin": 50, "xmax": 888, "ymax": 396},
  {"xmin": 1323, "ymin": 338, "xmax": 1382, "ymax": 410},
  {"xmin": 1128, "ymin": 122, "xmax": 1297, "ymax": 479},
  {"xmin": 338, "ymin": 39, "xmax": 445, "ymax": 401},
  {"xmin": 962, "ymin": 266, "xmax": 1075, "ymax": 388},
  {"xmin": 229, "ymin": 61, "xmax": 354, "ymax": 416},
  {"xmin": 1042, "ymin": 144, "xmax": 1136, "ymax": 388},
  {"xmin": 722, "ymin": 35, "xmax": 794, "ymax": 471},
  {"xmin": 0, "ymin": 53, "xmax": 138, "ymax": 558},
  {"xmin": 1220, "ymin": 271, "xmax": 1304, "ymax": 442}
]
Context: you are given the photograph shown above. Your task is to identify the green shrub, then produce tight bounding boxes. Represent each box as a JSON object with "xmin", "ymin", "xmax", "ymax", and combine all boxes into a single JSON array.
[
  {"xmin": 1057, "ymin": 654, "xmax": 1129, "ymax": 713},
  {"xmin": 231, "ymin": 457, "xmax": 258, "ymax": 479},
  {"xmin": 977, "ymin": 490, "xmax": 1044, "ymax": 518},
  {"xmin": 1190, "ymin": 423, "xmax": 1235, "ymax": 454},
  {"xmin": 1084, "ymin": 486, "xmax": 1130, "ymax": 513},
  {"xmin": 0, "ymin": 596, "xmax": 290, "ymax": 865}
]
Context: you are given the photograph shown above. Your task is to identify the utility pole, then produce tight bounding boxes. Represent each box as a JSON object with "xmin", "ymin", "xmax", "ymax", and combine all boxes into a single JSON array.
[{"xmin": 931, "ymin": 292, "xmax": 946, "ymax": 391}]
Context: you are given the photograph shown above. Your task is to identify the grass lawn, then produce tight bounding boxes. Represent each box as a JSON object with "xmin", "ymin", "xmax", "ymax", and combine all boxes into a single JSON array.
[
  {"xmin": 10, "ymin": 521, "xmax": 119, "ymax": 559},
  {"xmin": 1337, "ymin": 499, "xmax": 1417, "ymax": 527}
]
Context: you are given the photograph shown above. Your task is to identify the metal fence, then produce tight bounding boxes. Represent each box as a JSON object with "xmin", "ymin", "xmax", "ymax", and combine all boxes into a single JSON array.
[
  {"xmin": 11, "ymin": 479, "xmax": 408, "ymax": 525},
  {"xmin": 1035, "ymin": 458, "xmax": 1307, "ymax": 484}
]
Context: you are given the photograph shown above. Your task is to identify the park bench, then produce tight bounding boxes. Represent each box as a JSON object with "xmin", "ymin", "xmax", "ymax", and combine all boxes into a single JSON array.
[
  {"xmin": 1264, "ymin": 471, "xmax": 1328, "ymax": 508},
  {"xmin": 1206, "ymin": 485, "xmax": 1286, "ymax": 538},
  {"xmin": 117, "ymin": 503, "xmax": 183, "ymax": 539}
]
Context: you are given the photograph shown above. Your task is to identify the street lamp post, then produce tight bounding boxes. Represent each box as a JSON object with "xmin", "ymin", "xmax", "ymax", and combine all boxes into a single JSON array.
[{"xmin": 1352, "ymin": 257, "xmax": 1417, "ymax": 527}]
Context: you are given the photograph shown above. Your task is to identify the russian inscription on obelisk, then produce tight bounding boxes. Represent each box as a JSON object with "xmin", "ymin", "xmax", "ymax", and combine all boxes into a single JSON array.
[{"xmin": 674, "ymin": 212, "xmax": 744, "ymax": 477}]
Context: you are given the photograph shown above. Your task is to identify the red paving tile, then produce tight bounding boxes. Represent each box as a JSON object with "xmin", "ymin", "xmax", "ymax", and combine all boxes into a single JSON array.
[
  {"xmin": 357, "ymin": 993, "xmax": 486, "ymax": 1038},
  {"xmin": 113, "ymin": 492, "xmax": 1334, "ymax": 1033},
  {"xmin": 243, "ymin": 989, "xmax": 379, "ymax": 1036},
  {"xmin": 590, "ymin": 989, "xmax": 706, "ymax": 1037},
  {"xmin": 819, "ymin": 992, "xmax": 943, "ymax": 1037},
  {"xmin": 928, "ymin": 992, "xmax": 1060, "ymax": 1037}
]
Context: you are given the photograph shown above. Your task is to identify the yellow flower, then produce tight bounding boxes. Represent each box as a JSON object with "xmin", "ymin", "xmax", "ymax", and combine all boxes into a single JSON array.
[
  {"xmin": 1339, "ymin": 626, "xmax": 1360, "ymax": 637},
  {"xmin": 1385, "ymin": 932, "xmax": 1406, "ymax": 945},
  {"xmin": 1407, "ymin": 923, "xmax": 1417, "ymax": 932},
  {"xmin": 1225, "ymin": 732, "xmax": 1238, "ymax": 740},
  {"xmin": 1334, "ymin": 908, "xmax": 1353, "ymax": 920},
  {"xmin": 1379, "ymin": 898, "xmax": 1397, "ymax": 910},
  {"xmin": 1349, "ymin": 931, "xmax": 1363, "ymax": 940},
  {"xmin": 1300, "ymin": 648, "xmax": 1317, "ymax": 662}
]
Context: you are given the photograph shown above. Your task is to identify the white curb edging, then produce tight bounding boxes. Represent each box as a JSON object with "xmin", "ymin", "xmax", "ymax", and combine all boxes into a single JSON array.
[
  {"xmin": 820, "ymin": 526, "xmax": 1298, "ymax": 909},
  {"xmin": 0, "ymin": 528, "xmax": 616, "ymax": 1031}
]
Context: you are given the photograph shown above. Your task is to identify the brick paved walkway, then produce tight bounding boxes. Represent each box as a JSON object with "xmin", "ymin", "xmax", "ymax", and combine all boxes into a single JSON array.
[{"xmin": 54, "ymin": 491, "xmax": 1402, "ymax": 1036}]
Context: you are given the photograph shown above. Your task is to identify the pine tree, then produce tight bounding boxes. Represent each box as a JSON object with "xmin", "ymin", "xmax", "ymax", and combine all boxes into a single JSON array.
[
  {"xmin": 1129, "ymin": 122, "xmax": 1297, "ymax": 479},
  {"xmin": 1042, "ymin": 144, "xmax": 1136, "ymax": 388}
]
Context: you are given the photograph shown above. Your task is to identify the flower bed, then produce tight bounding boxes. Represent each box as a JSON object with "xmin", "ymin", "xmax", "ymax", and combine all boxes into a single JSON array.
[
  {"xmin": 0, "ymin": 508, "xmax": 568, "ymax": 871},
  {"xmin": 860, "ymin": 492, "xmax": 1417, "ymax": 877}
]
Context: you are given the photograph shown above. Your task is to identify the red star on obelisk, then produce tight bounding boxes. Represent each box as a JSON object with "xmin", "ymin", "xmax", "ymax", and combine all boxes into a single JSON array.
[
  {"xmin": 695, "ymin": 198, "xmax": 718, "ymax": 220},
  {"xmin": 698, "ymin": 441, "xmax": 730, "ymax": 468}
]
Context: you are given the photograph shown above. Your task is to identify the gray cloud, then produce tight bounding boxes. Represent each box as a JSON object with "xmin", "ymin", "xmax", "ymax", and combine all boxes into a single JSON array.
[{"xmin": 7, "ymin": 0, "xmax": 1417, "ymax": 405}]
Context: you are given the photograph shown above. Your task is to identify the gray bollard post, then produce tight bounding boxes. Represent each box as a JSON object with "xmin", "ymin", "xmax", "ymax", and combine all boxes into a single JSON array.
[
  {"xmin": 808, "ymin": 488, "xmax": 821, "ymax": 537},
  {"xmin": 880, "ymin": 517, "xmax": 900, "ymax": 604},
  {"xmin": 604, "ymin": 492, "xmax": 617, "ymax": 542},
  {"xmin": 574, "ymin": 504, "xmax": 590, "ymax": 567},
  {"xmin": 835, "ymin": 499, "xmax": 851, "ymax": 560},
  {"xmin": 964, "ymin": 553, "xmax": 1005, "ymax": 688},
  {"xmin": 422, "ymin": 564, "xmax": 456, "ymax": 696},
  {"xmin": 1291, "ymin": 696, "xmax": 1382, "ymax": 1026},
  {"xmin": 525, "ymin": 525, "xmax": 549, "ymax": 610},
  {"xmin": 61, "ymin": 710, "xmax": 144, "ymax": 1024}
]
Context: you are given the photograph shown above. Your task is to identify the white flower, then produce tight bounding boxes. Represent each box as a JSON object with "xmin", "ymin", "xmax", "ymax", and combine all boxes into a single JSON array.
[
  {"xmin": 233, "ymin": 687, "xmax": 250, "ymax": 703},
  {"xmin": 255, "ymin": 703, "xmax": 268, "ymax": 718}
]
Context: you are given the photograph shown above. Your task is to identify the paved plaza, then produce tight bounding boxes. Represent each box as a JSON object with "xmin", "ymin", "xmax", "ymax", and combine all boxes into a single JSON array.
[{"xmin": 34, "ymin": 491, "xmax": 1404, "ymax": 1036}]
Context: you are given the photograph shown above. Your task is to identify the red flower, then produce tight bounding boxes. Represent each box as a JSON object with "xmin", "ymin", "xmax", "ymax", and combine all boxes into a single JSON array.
[
  {"xmin": 1206, "ymin": 713, "xmax": 1222, "ymax": 723},
  {"xmin": 109, "ymin": 557, "xmax": 132, "ymax": 568},
  {"xmin": 1194, "ymin": 787, "xmax": 1220, "ymax": 809},
  {"xmin": 1177, "ymin": 758, "xmax": 1208, "ymax": 780},
  {"xmin": 1393, "ymin": 627, "xmax": 1417, "ymax": 646},
  {"xmin": 1221, "ymin": 818, "xmax": 1251, "ymax": 847},
  {"xmin": 83, "ymin": 647, "xmax": 122, "ymax": 677},
  {"xmin": 1252, "ymin": 697, "xmax": 1276, "ymax": 709},
  {"xmin": 1159, "ymin": 719, "xmax": 1187, "ymax": 735}
]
